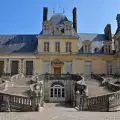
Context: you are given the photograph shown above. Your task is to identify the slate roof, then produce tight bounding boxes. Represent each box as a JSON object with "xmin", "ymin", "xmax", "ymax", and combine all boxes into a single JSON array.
[
  {"xmin": 50, "ymin": 13, "xmax": 69, "ymax": 27},
  {"xmin": 78, "ymin": 33, "xmax": 109, "ymax": 54},
  {"xmin": 0, "ymin": 35, "xmax": 38, "ymax": 54},
  {"xmin": 0, "ymin": 33, "xmax": 114, "ymax": 54}
]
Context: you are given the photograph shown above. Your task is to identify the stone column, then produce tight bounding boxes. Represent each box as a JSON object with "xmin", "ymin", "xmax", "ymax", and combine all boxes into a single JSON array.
[
  {"xmin": 18, "ymin": 59, "xmax": 21, "ymax": 74},
  {"xmin": 31, "ymin": 97, "xmax": 36, "ymax": 111},
  {"xmin": 49, "ymin": 61, "xmax": 51, "ymax": 73},
  {"xmin": 33, "ymin": 59, "xmax": 36, "ymax": 75},
  {"xmin": 7, "ymin": 59, "xmax": 11, "ymax": 73},
  {"xmin": 23, "ymin": 59, "xmax": 26, "ymax": 75},
  {"xmin": 72, "ymin": 58, "xmax": 76, "ymax": 74},
  {"xmin": 21, "ymin": 59, "xmax": 24, "ymax": 74},
  {"xmin": 4, "ymin": 59, "xmax": 8, "ymax": 73}
]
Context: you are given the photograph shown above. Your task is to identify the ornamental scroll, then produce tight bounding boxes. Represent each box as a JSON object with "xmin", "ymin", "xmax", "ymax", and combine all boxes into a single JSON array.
[{"xmin": 51, "ymin": 59, "xmax": 64, "ymax": 66}]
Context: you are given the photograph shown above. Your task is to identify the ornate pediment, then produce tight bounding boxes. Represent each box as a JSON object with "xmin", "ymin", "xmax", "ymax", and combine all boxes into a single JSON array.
[{"xmin": 51, "ymin": 59, "xmax": 64, "ymax": 66}]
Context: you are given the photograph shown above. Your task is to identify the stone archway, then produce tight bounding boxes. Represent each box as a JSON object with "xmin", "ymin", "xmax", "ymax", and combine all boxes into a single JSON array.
[{"xmin": 49, "ymin": 81, "xmax": 65, "ymax": 102}]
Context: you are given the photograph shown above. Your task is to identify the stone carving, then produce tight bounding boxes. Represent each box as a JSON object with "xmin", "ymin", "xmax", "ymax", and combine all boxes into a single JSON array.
[{"xmin": 51, "ymin": 59, "xmax": 64, "ymax": 66}]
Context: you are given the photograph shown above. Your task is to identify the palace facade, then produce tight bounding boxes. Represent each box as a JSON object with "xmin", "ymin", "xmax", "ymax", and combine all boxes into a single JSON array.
[{"xmin": 0, "ymin": 7, "xmax": 119, "ymax": 77}]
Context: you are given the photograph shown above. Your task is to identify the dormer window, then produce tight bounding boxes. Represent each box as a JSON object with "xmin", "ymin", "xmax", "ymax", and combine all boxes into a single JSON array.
[
  {"xmin": 83, "ymin": 40, "xmax": 91, "ymax": 53},
  {"xmin": 64, "ymin": 21, "xmax": 72, "ymax": 35},
  {"xmin": 84, "ymin": 45, "xmax": 87, "ymax": 53},
  {"xmin": 44, "ymin": 25, "xmax": 49, "ymax": 30},
  {"xmin": 104, "ymin": 42, "xmax": 112, "ymax": 54},
  {"xmin": 66, "ymin": 26, "xmax": 71, "ymax": 30}
]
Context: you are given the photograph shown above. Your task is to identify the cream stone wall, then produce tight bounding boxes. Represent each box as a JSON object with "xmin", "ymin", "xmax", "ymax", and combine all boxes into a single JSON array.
[
  {"xmin": 72, "ymin": 58, "xmax": 84, "ymax": 74},
  {"xmin": 37, "ymin": 38, "xmax": 78, "ymax": 53},
  {"xmin": 35, "ymin": 58, "xmax": 42, "ymax": 74},
  {"xmin": 92, "ymin": 59, "xmax": 106, "ymax": 74},
  {"xmin": 112, "ymin": 59, "xmax": 116, "ymax": 74},
  {"xmin": 35, "ymin": 55, "xmax": 116, "ymax": 75}
]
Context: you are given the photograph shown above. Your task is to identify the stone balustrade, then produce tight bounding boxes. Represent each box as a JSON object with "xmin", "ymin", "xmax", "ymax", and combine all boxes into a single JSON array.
[
  {"xmin": 10, "ymin": 73, "xmax": 25, "ymax": 82},
  {"xmin": 0, "ymin": 73, "xmax": 43, "ymax": 111},
  {"xmin": 0, "ymin": 83, "xmax": 6, "ymax": 91},
  {"xmin": 0, "ymin": 92, "xmax": 41, "ymax": 111},
  {"xmin": 76, "ymin": 74, "xmax": 120, "ymax": 112}
]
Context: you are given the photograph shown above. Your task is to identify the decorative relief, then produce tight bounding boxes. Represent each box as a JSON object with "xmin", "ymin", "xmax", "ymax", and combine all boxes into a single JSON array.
[
  {"xmin": 51, "ymin": 59, "xmax": 64, "ymax": 66},
  {"xmin": 7, "ymin": 59, "xmax": 11, "ymax": 73},
  {"xmin": 21, "ymin": 59, "xmax": 24, "ymax": 73},
  {"xmin": 4, "ymin": 59, "xmax": 7, "ymax": 73},
  {"xmin": 18, "ymin": 59, "xmax": 21, "ymax": 74},
  {"xmin": 23, "ymin": 59, "xmax": 26, "ymax": 75}
]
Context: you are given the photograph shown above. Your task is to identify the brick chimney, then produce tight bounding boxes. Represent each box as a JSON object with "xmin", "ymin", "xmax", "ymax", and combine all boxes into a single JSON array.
[
  {"xmin": 104, "ymin": 24, "xmax": 112, "ymax": 41},
  {"xmin": 116, "ymin": 14, "xmax": 120, "ymax": 30},
  {"xmin": 73, "ymin": 7, "xmax": 77, "ymax": 32},
  {"xmin": 43, "ymin": 7, "xmax": 48, "ymax": 21}
]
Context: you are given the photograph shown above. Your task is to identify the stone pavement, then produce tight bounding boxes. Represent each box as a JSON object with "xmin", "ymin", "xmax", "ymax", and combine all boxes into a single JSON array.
[{"xmin": 0, "ymin": 106, "xmax": 120, "ymax": 120}]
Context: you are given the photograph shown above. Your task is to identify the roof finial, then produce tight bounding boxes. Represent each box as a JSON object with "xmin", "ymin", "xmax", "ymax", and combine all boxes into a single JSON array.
[
  {"xmin": 63, "ymin": 8, "xmax": 65, "ymax": 14},
  {"xmin": 53, "ymin": 8, "xmax": 55, "ymax": 14}
]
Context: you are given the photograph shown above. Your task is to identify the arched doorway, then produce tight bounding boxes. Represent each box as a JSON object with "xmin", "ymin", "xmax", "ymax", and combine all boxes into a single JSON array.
[{"xmin": 49, "ymin": 82, "xmax": 65, "ymax": 102}]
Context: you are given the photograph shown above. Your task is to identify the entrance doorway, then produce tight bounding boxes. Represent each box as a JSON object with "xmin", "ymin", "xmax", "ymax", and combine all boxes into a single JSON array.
[
  {"xmin": 26, "ymin": 61, "xmax": 33, "ymax": 75},
  {"xmin": 0, "ymin": 61, "xmax": 4, "ymax": 77},
  {"xmin": 49, "ymin": 82, "xmax": 65, "ymax": 102},
  {"xmin": 54, "ymin": 67, "xmax": 61, "ymax": 74},
  {"xmin": 11, "ymin": 61, "xmax": 18, "ymax": 75}
]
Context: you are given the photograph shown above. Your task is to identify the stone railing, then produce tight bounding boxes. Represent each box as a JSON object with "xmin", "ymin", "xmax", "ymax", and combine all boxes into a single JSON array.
[
  {"xmin": 77, "ymin": 90, "xmax": 120, "ymax": 112},
  {"xmin": 0, "ymin": 73, "xmax": 43, "ymax": 112},
  {"xmin": 0, "ymin": 82, "xmax": 6, "ymax": 91},
  {"xmin": 10, "ymin": 73, "xmax": 25, "ymax": 82},
  {"xmin": 76, "ymin": 73, "xmax": 120, "ymax": 112},
  {"xmin": 1, "ymin": 73, "xmax": 11, "ymax": 80},
  {"xmin": 0, "ymin": 92, "xmax": 41, "ymax": 112},
  {"xmin": 91, "ymin": 73, "xmax": 108, "ymax": 86},
  {"xmin": 29, "ymin": 81, "xmax": 43, "ymax": 96}
]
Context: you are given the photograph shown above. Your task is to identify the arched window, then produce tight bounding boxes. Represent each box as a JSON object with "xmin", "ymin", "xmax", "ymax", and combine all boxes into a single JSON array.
[{"xmin": 50, "ymin": 82, "xmax": 65, "ymax": 98}]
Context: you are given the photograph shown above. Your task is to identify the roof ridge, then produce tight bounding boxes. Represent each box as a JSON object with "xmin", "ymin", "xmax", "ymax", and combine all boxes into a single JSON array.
[
  {"xmin": 0, "ymin": 34, "xmax": 38, "ymax": 36},
  {"xmin": 78, "ymin": 33, "xmax": 105, "ymax": 35}
]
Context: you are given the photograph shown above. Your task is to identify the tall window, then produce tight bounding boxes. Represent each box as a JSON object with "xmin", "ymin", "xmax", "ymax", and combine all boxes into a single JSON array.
[
  {"xmin": 55, "ymin": 42, "xmax": 60, "ymax": 52},
  {"xmin": 66, "ymin": 42, "xmax": 71, "ymax": 52},
  {"xmin": 84, "ymin": 44, "xmax": 91, "ymax": 53},
  {"xmin": 44, "ymin": 42, "xmax": 49, "ymax": 52},
  {"xmin": 84, "ymin": 45, "xmax": 87, "ymax": 53},
  {"xmin": 107, "ymin": 61, "xmax": 112, "ymax": 74}
]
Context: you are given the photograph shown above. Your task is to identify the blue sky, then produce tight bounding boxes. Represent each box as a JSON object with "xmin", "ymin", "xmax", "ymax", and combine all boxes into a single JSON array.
[{"xmin": 0, "ymin": 0, "xmax": 120, "ymax": 34}]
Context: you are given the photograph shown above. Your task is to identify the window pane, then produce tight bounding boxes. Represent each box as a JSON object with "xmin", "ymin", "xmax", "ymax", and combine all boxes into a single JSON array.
[
  {"xmin": 51, "ymin": 88, "xmax": 53, "ymax": 97},
  {"xmin": 62, "ymin": 88, "xmax": 64, "ymax": 97},
  {"xmin": 54, "ymin": 88, "xmax": 57, "ymax": 97},
  {"xmin": 26, "ymin": 61, "xmax": 33, "ymax": 75},
  {"xmin": 11, "ymin": 61, "xmax": 19, "ymax": 75},
  {"xmin": 58, "ymin": 88, "xmax": 61, "ymax": 97},
  {"xmin": 44, "ymin": 42, "xmax": 49, "ymax": 52}
]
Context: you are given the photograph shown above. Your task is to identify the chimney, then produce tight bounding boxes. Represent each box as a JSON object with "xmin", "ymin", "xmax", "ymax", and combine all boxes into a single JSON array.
[
  {"xmin": 73, "ymin": 7, "xmax": 77, "ymax": 32},
  {"xmin": 116, "ymin": 14, "xmax": 120, "ymax": 29},
  {"xmin": 104, "ymin": 24, "xmax": 112, "ymax": 41},
  {"xmin": 43, "ymin": 7, "xmax": 48, "ymax": 21}
]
